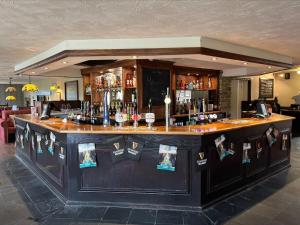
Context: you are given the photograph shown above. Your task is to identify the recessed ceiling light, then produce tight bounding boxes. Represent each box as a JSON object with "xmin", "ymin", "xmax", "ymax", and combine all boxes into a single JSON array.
[
  {"xmin": 212, "ymin": 57, "xmax": 217, "ymax": 61},
  {"xmin": 268, "ymin": 66, "xmax": 272, "ymax": 69},
  {"xmin": 297, "ymin": 70, "xmax": 300, "ymax": 75},
  {"xmin": 62, "ymin": 61, "xmax": 68, "ymax": 64},
  {"xmin": 279, "ymin": 74, "xmax": 284, "ymax": 78},
  {"xmin": 44, "ymin": 67, "xmax": 48, "ymax": 70},
  {"xmin": 31, "ymin": 71, "xmax": 35, "ymax": 74},
  {"xmin": 132, "ymin": 56, "xmax": 137, "ymax": 59},
  {"xmin": 243, "ymin": 62, "xmax": 248, "ymax": 65}
]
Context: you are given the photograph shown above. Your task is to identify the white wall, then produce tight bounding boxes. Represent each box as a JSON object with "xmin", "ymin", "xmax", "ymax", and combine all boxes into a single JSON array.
[
  {"xmin": 23, "ymin": 67, "xmax": 83, "ymax": 105},
  {"xmin": 249, "ymin": 72, "xmax": 300, "ymax": 106}
]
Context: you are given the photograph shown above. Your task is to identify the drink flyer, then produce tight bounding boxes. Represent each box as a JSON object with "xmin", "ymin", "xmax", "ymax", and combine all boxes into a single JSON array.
[
  {"xmin": 256, "ymin": 140, "xmax": 263, "ymax": 159},
  {"xmin": 78, "ymin": 143, "xmax": 97, "ymax": 169},
  {"xmin": 266, "ymin": 127, "xmax": 276, "ymax": 147},
  {"xmin": 24, "ymin": 123, "xmax": 30, "ymax": 142},
  {"xmin": 242, "ymin": 142, "xmax": 251, "ymax": 164},
  {"xmin": 36, "ymin": 133, "xmax": 42, "ymax": 154},
  {"xmin": 126, "ymin": 137, "xmax": 144, "ymax": 161},
  {"xmin": 214, "ymin": 134, "xmax": 230, "ymax": 161},
  {"xmin": 282, "ymin": 134, "xmax": 289, "ymax": 151},
  {"xmin": 157, "ymin": 144, "xmax": 177, "ymax": 172},
  {"xmin": 111, "ymin": 138, "xmax": 126, "ymax": 163},
  {"xmin": 48, "ymin": 132, "xmax": 56, "ymax": 156}
]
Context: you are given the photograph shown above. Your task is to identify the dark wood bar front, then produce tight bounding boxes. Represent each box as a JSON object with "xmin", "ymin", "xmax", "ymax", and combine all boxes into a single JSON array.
[{"xmin": 14, "ymin": 114, "xmax": 293, "ymax": 210}]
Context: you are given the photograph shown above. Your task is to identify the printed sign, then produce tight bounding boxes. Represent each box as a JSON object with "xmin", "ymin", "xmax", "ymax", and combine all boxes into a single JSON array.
[
  {"xmin": 20, "ymin": 134, "xmax": 24, "ymax": 149},
  {"xmin": 242, "ymin": 143, "xmax": 251, "ymax": 164},
  {"xmin": 196, "ymin": 152, "xmax": 207, "ymax": 166},
  {"xmin": 145, "ymin": 113, "xmax": 155, "ymax": 123},
  {"xmin": 282, "ymin": 134, "xmax": 289, "ymax": 151},
  {"xmin": 111, "ymin": 138, "xmax": 126, "ymax": 163},
  {"xmin": 157, "ymin": 144, "xmax": 177, "ymax": 172},
  {"xmin": 256, "ymin": 140, "xmax": 263, "ymax": 159},
  {"xmin": 24, "ymin": 123, "xmax": 30, "ymax": 142},
  {"xmin": 126, "ymin": 138, "xmax": 144, "ymax": 161},
  {"xmin": 78, "ymin": 143, "xmax": 97, "ymax": 169},
  {"xmin": 36, "ymin": 133, "xmax": 42, "ymax": 154},
  {"xmin": 31, "ymin": 133, "xmax": 35, "ymax": 151},
  {"xmin": 48, "ymin": 132, "xmax": 56, "ymax": 156},
  {"xmin": 214, "ymin": 135, "xmax": 234, "ymax": 161},
  {"xmin": 266, "ymin": 127, "xmax": 276, "ymax": 147}
]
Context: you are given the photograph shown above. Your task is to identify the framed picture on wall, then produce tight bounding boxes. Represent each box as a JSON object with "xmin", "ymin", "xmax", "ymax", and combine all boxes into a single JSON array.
[
  {"xmin": 259, "ymin": 78, "xmax": 274, "ymax": 99},
  {"xmin": 65, "ymin": 80, "xmax": 79, "ymax": 100}
]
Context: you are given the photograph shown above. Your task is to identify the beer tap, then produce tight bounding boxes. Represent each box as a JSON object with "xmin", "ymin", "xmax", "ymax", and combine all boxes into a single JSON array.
[{"xmin": 164, "ymin": 87, "xmax": 171, "ymax": 130}]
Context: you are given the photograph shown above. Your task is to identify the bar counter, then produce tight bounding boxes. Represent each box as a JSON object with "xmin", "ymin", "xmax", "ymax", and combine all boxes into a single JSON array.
[
  {"xmin": 14, "ymin": 114, "xmax": 293, "ymax": 135},
  {"xmin": 14, "ymin": 114, "xmax": 293, "ymax": 210}
]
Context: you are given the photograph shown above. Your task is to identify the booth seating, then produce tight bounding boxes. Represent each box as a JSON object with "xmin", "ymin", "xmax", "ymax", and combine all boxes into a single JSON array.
[{"xmin": 0, "ymin": 108, "xmax": 31, "ymax": 143}]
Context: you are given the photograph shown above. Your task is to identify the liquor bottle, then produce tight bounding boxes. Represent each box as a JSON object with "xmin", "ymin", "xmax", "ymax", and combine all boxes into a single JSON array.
[
  {"xmin": 185, "ymin": 82, "xmax": 189, "ymax": 90},
  {"xmin": 193, "ymin": 81, "xmax": 196, "ymax": 90},
  {"xmin": 200, "ymin": 78, "xmax": 203, "ymax": 89},
  {"xmin": 193, "ymin": 99, "xmax": 197, "ymax": 114},
  {"xmin": 208, "ymin": 77, "xmax": 212, "ymax": 89},
  {"xmin": 188, "ymin": 81, "xmax": 193, "ymax": 90},
  {"xmin": 202, "ymin": 98, "xmax": 206, "ymax": 113},
  {"xmin": 131, "ymin": 91, "xmax": 136, "ymax": 103},
  {"xmin": 133, "ymin": 71, "xmax": 137, "ymax": 87},
  {"xmin": 197, "ymin": 98, "xmax": 202, "ymax": 113},
  {"xmin": 175, "ymin": 98, "xmax": 180, "ymax": 114},
  {"xmin": 148, "ymin": 98, "xmax": 152, "ymax": 113},
  {"xmin": 179, "ymin": 80, "xmax": 184, "ymax": 90},
  {"xmin": 127, "ymin": 103, "xmax": 131, "ymax": 121},
  {"xmin": 176, "ymin": 80, "xmax": 179, "ymax": 89},
  {"xmin": 126, "ymin": 75, "xmax": 130, "ymax": 88},
  {"xmin": 196, "ymin": 80, "xmax": 199, "ymax": 89}
]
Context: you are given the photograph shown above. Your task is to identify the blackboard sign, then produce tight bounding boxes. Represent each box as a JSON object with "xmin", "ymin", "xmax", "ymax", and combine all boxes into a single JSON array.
[
  {"xmin": 142, "ymin": 67, "xmax": 170, "ymax": 107},
  {"xmin": 259, "ymin": 78, "xmax": 273, "ymax": 98}
]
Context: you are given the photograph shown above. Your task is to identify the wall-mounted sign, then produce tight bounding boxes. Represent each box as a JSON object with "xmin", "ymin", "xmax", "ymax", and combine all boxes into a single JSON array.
[
  {"xmin": 127, "ymin": 139, "xmax": 143, "ymax": 161},
  {"xmin": 242, "ymin": 143, "xmax": 251, "ymax": 164},
  {"xmin": 196, "ymin": 152, "xmax": 207, "ymax": 166},
  {"xmin": 157, "ymin": 144, "xmax": 177, "ymax": 172},
  {"xmin": 36, "ymin": 133, "xmax": 42, "ymax": 154},
  {"xmin": 256, "ymin": 140, "xmax": 263, "ymax": 159},
  {"xmin": 111, "ymin": 139, "xmax": 126, "ymax": 163},
  {"xmin": 78, "ymin": 143, "xmax": 97, "ymax": 169},
  {"xmin": 259, "ymin": 78, "xmax": 274, "ymax": 99},
  {"xmin": 282, "ymin": 134, "xmax": 289, "ymax": 151},
  {"xmin": 48, "ymin": 132, "xmax": 56, "ymax": 155}
]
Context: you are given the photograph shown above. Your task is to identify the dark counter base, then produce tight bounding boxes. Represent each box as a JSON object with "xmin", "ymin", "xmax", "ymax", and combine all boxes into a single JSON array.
[{"xmin": 15, "ymin": 119, "xmax": 292, "ymax": 210}]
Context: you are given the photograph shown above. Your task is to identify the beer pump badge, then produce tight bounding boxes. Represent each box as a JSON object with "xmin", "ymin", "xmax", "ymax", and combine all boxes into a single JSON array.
[
  {"xmin": 145, "ymin": 113, "xmax": 155, "ymax": 123},
  {"xmin": 196, "ymin": 152, "xmax": 207, "ymax": 166}
]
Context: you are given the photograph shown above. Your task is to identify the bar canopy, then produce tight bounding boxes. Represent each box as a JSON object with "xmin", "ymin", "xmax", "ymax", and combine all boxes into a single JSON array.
[{"xmin": 15, "ymin": 36, "xmax": 293, "ymax": 76}]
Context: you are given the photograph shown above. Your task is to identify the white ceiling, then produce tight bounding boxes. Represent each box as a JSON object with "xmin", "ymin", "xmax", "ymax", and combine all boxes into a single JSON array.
[{"xmin": 1, "ymin": 0, "xmax": 300, "ymax": 79}]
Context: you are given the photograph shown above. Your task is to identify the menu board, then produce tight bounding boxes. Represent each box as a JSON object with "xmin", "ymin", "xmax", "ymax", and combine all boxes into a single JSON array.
[
  {"xmin": 259, "ymin": 79, "xmax": 274, "ymax": 98},
  {"xmin": 142, "ymin": 67, "xmax": 170, "ymax": 107}
]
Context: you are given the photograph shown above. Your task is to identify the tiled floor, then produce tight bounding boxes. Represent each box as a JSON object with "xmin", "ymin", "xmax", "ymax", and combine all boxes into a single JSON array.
[{"xmin": 1, "ymin": 139, "xmax": 300, "ymax": 225}]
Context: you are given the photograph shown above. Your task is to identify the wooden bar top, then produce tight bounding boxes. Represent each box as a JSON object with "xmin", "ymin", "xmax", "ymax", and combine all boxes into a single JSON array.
[{"xmin": 13, "ymin": 114, "xmax": 293, "ymax": 136}]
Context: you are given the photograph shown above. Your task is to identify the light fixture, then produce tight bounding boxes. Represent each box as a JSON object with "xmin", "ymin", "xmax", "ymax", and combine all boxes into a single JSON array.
[
  {"xmin": 6, "ymin": 96, "xmax": 16, "ymax": 101},
  {"xmin": 50, "ymin": 84, "xmax": 58, "ymax": 91},
  {"xmin": 212, "ymin": 57, "xmax": 217, "ymax": 61},
  {"xmin": 62, "ymin": 61, "xmax": 68, "ymax": 64},
  {"xmin": 132, "ymin": 56, "xmax": 137, "ymax": 59},
  {"xmin": 44, "ymin": 67, "xmax": 48, "ymax": 70},
  {"xmin": 243, "ymin": 62, "xmax": 248, "ymax": 65},
  {"xmin": 297, "ymin": 70, "xmax": 300, "ymax": 75},
  {"xmin": 5, "ymin": 78, "xmax": 16, "ymax": 93},
  {"xmin": 268, "ymin": 66, "xmax": 272, "ymax": 69},
  {"xmin": 279, "ymin": 73, "xmax": 284, "ymax": 78},
  {"xmin": 31, "ymin": 71, "xmax": 35, "ymax": 74},
  {"xmin": 22, "ymin": 76, "xmax": 39, "ymax": 92}
]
